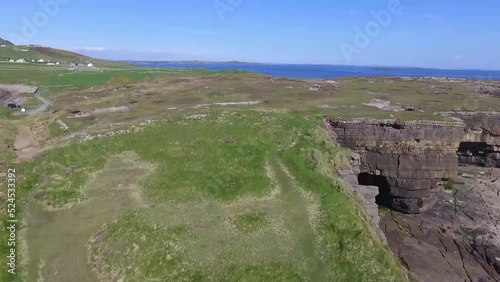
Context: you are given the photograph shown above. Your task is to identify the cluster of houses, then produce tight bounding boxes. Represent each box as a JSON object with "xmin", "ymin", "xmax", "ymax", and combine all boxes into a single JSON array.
[
  {"xmin": 6, "ymin": 57, "xmax": 61, "ymax": 66},
  {"xmin": 4, "ymin": 59, "xmax": 98, "ymax": 73}
]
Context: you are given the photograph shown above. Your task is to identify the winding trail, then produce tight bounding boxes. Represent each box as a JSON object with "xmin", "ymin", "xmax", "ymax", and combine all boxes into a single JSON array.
[
  {"xmin": 12, "ymin": 86, "xmax": 53, "ymax": 159},
  {"xmin": 13, "ymin": 87, "xmax": 52, "ymax": 116}
]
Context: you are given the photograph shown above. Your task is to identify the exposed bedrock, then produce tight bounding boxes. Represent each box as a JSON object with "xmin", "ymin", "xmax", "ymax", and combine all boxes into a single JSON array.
[
  {"xmin": 452, "ymin": 112, "xmax": 500, "ymax": 168},
  {"xmin": 450, "ymin": 112, "xmax": 500, "ymax": 145},
  {"xmin": 328, "ymin": 118, "xmax": 464, "ymax": 214}
]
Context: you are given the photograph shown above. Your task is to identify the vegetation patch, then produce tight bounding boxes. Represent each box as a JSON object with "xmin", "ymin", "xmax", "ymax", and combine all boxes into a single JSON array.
[
  {"xmin": 232, "ymin": 212, "xmax": 269, "ymax": 234},
  {"xmin": 8, "ymin": 110, "xmax": 406, "ymax": 281}
]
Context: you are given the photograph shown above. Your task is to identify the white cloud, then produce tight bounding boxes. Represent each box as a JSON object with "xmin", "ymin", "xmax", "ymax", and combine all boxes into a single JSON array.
[
  {"xmin": 453, "ymin": 55, "xmax": 463, "ymax": 60},
  {"xmin": 74, "ymin": 46, "xmax": 106, "ymax": 51}
]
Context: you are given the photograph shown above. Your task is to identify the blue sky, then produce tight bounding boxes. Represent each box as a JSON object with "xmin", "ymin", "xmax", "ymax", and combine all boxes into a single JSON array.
[{"xmin": 1, "ymin": 0, "xmax": 499, "ymax": 69}]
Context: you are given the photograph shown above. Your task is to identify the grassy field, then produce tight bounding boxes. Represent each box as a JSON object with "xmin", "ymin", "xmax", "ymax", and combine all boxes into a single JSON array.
[
  {"xmin": 1, "ymin": 51, "xmax": 499, "ymax": 281},
  {"xmin": 4, "ymin": 111, "xmax": 407, "ymax": 282},
  {"xmin": 0, "ymin": 63, "xmax": 217, "ymax": 94}
]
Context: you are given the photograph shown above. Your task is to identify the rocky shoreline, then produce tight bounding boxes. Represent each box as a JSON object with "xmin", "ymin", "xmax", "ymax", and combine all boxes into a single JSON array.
[
  {"xmin": 381, "ymin": 166, "xmax": 500, "ymax": 282},
  {"xmin": 328, "ymin": 113, "xmax": 500, "ymax": 281}
]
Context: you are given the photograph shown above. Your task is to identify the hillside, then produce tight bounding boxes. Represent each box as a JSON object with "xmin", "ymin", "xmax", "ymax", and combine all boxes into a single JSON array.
[
  {"xmin": 0, "ymin": 37, "xmax": 14, "ymax": 46},
  {"xmin": 0, "ymin": 45, "xmax": 92, "ymax": 63}
]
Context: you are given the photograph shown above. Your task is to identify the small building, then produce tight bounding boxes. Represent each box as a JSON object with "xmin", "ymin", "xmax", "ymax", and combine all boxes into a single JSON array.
[
  {"xmin": 70, "ymin": 62, "xmax": 85, "ymax": 67},
  {"xmin": 0, "ymin": 45, "xmax": 6, "ymax": 48},
  {"xmin": 9, "ymin": 59, "xmax": 14, "ymax": 63},
  {"xmin": 47, "ymin": 63, "xmax": 55, "ymax": 66},
  {"xmin": 16, "ymin": 59, "xmax": 26, "ymax": 63},
  {"xmin": 55, "ymin": 62, "xmax": 60, "ymax": 65},
  {"xmin": 37, "ymin": 59, "xmax": 45, "ymax": 63},
  {"xmin": 87, "ymin": 63, "xmax": 94, "ymax": 68}
]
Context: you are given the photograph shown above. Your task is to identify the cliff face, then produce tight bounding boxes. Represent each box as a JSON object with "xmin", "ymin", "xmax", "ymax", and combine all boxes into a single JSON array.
[
  {"xmin": 328, "ymin": 118, "xmax": 464, "ymax": 214},
  {"xmin": 450, "ymin": 112, "xmax": 500, "ymax": 168},
  {"xmin": 450, "ymin": 112, "xmax": 500, "ymax": 145}
]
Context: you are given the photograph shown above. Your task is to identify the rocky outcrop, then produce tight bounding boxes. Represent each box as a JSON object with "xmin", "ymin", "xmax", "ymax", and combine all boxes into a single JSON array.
[
  {"xmin": 337, "ymin": 153, "xmax": 387, "ymax": 245},
  {"xmin": 328, "ymin": 118, "xmax": 464, "ymax": 214},
  {"xmin": 448, "ymin": 112, "xmax": 500, "ymax": 145},
  {"xmin": 443, "ymin": 112, "xmax": 500, "ymax": 168},
  {"xmin": 458, "ymin": 142, "xmax": 500, "ymax": 168},
  {"xmin": 381, "ymin": 166, "xmax": 500, "ymax": 282}
]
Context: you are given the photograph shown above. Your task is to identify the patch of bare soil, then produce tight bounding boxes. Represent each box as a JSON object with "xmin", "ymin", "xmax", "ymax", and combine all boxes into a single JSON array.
[
  {"xmin": 13, "ymin": 125, "xmax": 46, "ymax": 160},
  {"xmin": 0, "ymin": 84, "xmax": 37, "ymax": 104},
  {"xmin": 381, "ymin": 167, "xmax": 500, "ymax": 282},
  {"xmin": 72, "ymin": 106, "xmax": 130, "ymax": 118},
  {"xmin": 363, "ymin": 98, "xmax": 416, "ymax": 112}
]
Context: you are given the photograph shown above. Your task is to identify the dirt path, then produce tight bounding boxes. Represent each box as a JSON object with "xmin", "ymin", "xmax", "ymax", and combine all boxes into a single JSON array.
[{"xmin": 13, "ymin": 125, "xmax": 45, "ymax": 160}]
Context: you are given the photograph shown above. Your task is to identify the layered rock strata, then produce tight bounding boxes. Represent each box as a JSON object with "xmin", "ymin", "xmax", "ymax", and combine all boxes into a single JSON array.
[
  {"xmin": 452, "ymin": 112, "xmax": 500, "ymax": 168},
  {"xmin": 337, "ymin": 153, "xmax": 387, "ymax": 245},
  {"xmin": 328, "ymin": 118, "xmax": 464, "ymax": 214}
]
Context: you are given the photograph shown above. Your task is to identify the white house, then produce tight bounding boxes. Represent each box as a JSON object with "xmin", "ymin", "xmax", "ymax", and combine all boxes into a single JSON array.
[
  {"xmin": 31, "ymin": 59, "xmax": 35, "ymax": 62},
  {"xmin": 87, "ymin": 63, "xmax": 94, "ymax": 68},
  {"xmin": 47, "ymin": 63, "xmax": 55, "ymax": 66},
  {"xmin": 16, "ymin": 59, "xmax": 26, "ymax": 63},
  {"xmin": 55, "ymin": 62, "xmax": 60, "ymax": 65},
  {"xmin": 9, "ymin": 59, "xmax": 14, "ymax": 63},
  {"xmin": 37, "ymin": 59, "xmax": 45, "ymax": 63},
  {"xmin": 0, "ymin": 45, "xmax": 6, "ymax": 48}
]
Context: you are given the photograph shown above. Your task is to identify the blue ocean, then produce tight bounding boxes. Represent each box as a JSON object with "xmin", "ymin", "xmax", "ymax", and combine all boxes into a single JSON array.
[{"xmin": 130, "ymin": 62, "xmax": 500, "ymax": 81}]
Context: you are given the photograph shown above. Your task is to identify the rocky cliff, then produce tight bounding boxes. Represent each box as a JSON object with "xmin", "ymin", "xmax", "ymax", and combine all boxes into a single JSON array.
[
  {"xmin": 442, "ymin": 112, "xmax": 500, "ymax": 168},
  {"xmin": 328, "ymin": 118, "xmax": 464, "ymax": 214}
]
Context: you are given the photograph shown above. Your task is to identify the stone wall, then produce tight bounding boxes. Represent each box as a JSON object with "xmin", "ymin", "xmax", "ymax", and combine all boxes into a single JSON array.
[{"xmin": 328, "ymin": 118, "xmax": 464, "ymax": 214}]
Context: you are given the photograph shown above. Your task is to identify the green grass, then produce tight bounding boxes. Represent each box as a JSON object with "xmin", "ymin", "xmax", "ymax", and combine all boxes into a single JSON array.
[
  {"xmin": 232, "ymin": 212, "xmax": 269, "ymax": 234},
  {"xmin": 0, "ymin": 63, "xmax": 247, "ymax": 100},
  {"xmin": 21, "ymin": 93, "xmax": 43, "ymax": 108},
  {"xmin": 0, "ymin": 119, "xmax": 16, "ymax": 170},
  {"xmin": 0, "ymin": 107, "xmax": 17, "ymax": 119},
  {"xmin": 5, "ymin": 110, "xmax": 406, "ymax": 282},
  {"xmin": 48, "ymin": 117, "xmax": 96, "ymax": 139}
]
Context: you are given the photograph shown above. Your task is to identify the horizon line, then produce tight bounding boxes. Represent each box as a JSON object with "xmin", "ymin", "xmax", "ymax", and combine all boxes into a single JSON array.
[{"xmin": 111, "ymin": 59, "xmax": 500, "ymax": 73}]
